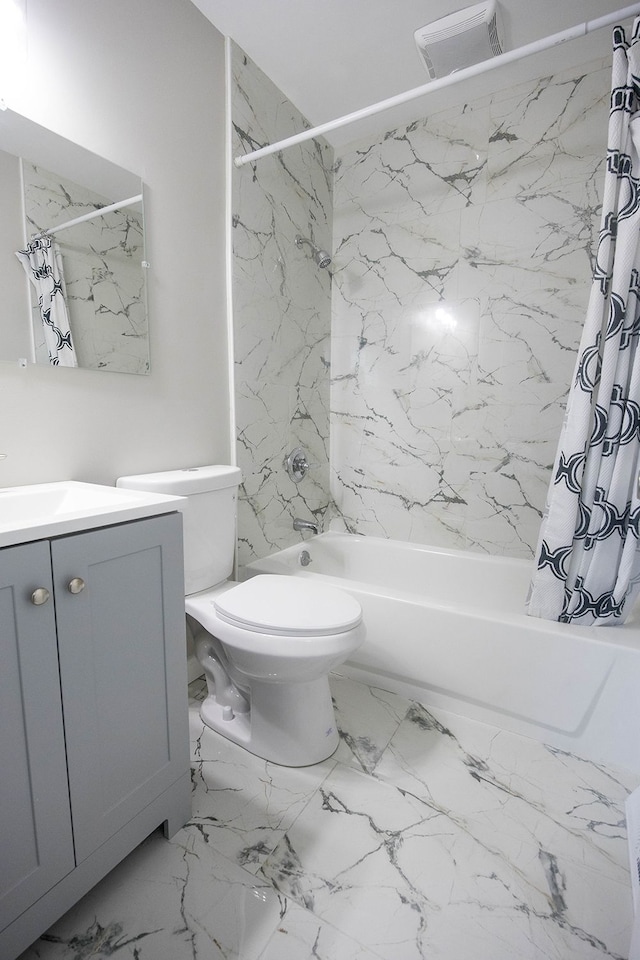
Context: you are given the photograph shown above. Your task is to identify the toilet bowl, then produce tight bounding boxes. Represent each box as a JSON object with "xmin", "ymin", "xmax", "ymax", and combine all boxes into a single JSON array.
[
  {"xmin": 117, "ymin": 465, "xmax": 365, "ymax": 766},
  {"xmin": 187, "ymin": 575, "xmax": 364, "ymax": 765}
]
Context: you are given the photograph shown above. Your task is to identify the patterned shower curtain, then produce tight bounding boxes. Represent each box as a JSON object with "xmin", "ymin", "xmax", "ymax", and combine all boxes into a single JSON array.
[
  {"xmin": 527, "ymin": 19, "xmax": 640, "ymax": 626},
  {"xmin": 16, "ymin": 235, "xmax": 77, "ymax": 367}
]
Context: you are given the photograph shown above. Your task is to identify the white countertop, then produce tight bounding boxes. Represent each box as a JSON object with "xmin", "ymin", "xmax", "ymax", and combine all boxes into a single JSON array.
[{"xmin": 0, "ymin": 480, "xmax": 185, "ymax": 548}]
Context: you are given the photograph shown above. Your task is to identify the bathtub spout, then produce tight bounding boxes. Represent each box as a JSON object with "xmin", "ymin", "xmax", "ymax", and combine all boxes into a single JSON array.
[{"xmin": 293, "ymin": 517, "xmax": 319, "ymax": 536}]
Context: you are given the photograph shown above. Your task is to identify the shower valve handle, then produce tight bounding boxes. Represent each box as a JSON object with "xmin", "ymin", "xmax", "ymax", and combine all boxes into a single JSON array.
[{"xmin": 284, "ymin": 446, "xmax": 314, "ymax": 483}]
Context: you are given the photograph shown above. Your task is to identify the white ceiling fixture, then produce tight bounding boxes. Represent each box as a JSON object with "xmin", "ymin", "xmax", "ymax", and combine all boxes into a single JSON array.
[{"xmin": 414, "ymin": 0, "xmax": 505, "ymax": 79}]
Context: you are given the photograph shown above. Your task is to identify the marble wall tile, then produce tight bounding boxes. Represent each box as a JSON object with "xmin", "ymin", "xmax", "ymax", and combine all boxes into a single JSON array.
[
  {"xmin": 330, "ymin": 57, "xmax": 610, "ymax": 557},
  {"xmin": 334, "ymin": 102, "xmax": 489, "ymax": 226},
  {"xmin": 486, "ymin": 63, "xmax": 610, "ymax": 202},
  {"xmin": 232, "ymin": 44, "xmax": 334, "ymax": 566}
]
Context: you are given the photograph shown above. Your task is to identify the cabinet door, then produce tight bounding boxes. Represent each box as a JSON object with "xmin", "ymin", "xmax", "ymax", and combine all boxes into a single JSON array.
[
  {"xmin": 52, "ymin": 513, "xmax": 188, "ymax": 864},
  {"xmin": 0, "ymin": 541, "xmax": 74, "ymax": 930}
]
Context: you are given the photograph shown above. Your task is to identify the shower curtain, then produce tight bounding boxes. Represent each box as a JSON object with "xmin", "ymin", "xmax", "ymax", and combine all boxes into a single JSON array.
[
  {"xmin": 527, "ymin": 19, "xmax": 640, "ymax": 626},
  {"xmin": 16, "ymin": 235, "xmax": 77, "ymax": 367}
]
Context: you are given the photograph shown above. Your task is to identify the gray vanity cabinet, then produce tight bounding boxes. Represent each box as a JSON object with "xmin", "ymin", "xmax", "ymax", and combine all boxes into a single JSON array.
[
  {"xmin": 52, "ymin": 516, "xmax": 189, "ymax": 863},
  {"xmin": 0, "ymin": 540, "xmax": 76, "ymax": 926},
  {"xmin": 0, "ymin": 512, "xmax": 191, "ymax": 960}
]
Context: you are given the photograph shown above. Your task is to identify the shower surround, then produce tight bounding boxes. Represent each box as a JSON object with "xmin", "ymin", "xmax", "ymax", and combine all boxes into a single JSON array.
[
  {"xmin": 330, "ymin": 57, "xmax": 610, "ymax": 558},
  {"xmin": 232, "ymin": 48, "xmax": 613, "ymax": 563},
  {"xmin": 231, "ymin": 43, "xmax": 333, "ymax": 567}
]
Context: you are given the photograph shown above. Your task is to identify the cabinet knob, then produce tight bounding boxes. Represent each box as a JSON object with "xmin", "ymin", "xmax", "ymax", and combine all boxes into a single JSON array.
[
  {"xmin": 31, "ymin": 587, "xmax": 50, "ymax": 605},
  {"xmin": 68, "ymin": 577, "xmax": 86, "ymax": 595}
]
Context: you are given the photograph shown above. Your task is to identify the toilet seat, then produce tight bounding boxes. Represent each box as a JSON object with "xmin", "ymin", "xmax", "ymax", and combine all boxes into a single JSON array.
[{"xmin": 214, "ymin": 574, "xmax": 362, "ymax": 637}]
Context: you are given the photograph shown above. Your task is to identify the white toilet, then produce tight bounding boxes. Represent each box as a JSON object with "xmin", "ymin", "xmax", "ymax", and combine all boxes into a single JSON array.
[{"xmin": 116, "ymin": 465, "xmax": 364, "ymax": 766}]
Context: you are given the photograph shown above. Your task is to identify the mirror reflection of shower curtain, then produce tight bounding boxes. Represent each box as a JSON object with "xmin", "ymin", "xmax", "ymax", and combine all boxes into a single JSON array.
[
  {"xmin": 527, "ymin": 18, "xmax": 640, "ymax": 626},
  {"xmin": 15, "ymin": 235, "xmax": 77, "ymax": 367}
]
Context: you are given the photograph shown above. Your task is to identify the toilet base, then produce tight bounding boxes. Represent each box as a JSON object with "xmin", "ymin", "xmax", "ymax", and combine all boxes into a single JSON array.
[{"xmin": 200, "ymin": 674, "xmax": 340, "ymax": 766}]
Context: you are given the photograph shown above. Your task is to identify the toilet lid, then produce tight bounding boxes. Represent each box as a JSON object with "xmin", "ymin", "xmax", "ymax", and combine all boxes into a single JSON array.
[{"xmin": 214, "ymin": 575, "xmax": 362, "ymax": 636}]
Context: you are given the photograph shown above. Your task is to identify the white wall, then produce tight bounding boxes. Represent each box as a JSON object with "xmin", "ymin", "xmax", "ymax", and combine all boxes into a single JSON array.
[{"xmin": 0, "ymin": 0, "xmax": 230, "ymax": 487}]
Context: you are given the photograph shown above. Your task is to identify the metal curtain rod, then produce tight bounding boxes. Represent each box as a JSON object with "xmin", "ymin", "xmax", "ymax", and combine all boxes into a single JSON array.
[
  {"xmin": 31, "ymin": 193, "xmax": 143, "ymax": 240},
  {"xmin": 234, "ymin": 3, "xmax": 640, "ymax": 168}
]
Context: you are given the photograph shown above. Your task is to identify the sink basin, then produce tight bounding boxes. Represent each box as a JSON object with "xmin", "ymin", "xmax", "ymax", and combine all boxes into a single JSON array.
[{"xmin": 0, "ymin": 480, "xmax": 184, "ymax": 548}]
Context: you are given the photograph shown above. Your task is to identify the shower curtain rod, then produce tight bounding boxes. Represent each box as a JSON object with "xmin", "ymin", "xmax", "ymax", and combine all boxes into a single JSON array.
[
  {"xmin": 31, "ymin": 193, "xmax": 143, "ymax": 240},
  {"xmin": 234, "ymin": 3, "xmax": 640, "ymax": 168}
]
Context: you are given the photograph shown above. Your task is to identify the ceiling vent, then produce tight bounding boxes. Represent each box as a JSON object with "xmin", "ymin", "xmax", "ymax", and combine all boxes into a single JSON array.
[{"xmin": 414, "ymin": 1, "xmax": 505, "ymax": 80}]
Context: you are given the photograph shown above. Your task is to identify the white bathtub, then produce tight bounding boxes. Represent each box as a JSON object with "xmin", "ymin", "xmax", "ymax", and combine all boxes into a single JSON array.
[{"xmin": 245, "ymin": 531, "xmax": 640, "ymax": 772}]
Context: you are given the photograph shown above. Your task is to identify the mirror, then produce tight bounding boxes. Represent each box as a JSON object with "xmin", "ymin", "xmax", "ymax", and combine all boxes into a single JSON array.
[{"xmin": 0, "ymin": 108, "xmax": 149, "ymax": 374}]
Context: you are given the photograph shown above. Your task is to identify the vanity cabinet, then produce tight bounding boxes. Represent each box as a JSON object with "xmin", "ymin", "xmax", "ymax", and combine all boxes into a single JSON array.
[
  {"xmin": 0, "ymin": 540, "xmax": 75, "ymax": 928},
  {"xmin": 0, "ymin": 513, "xmax": 191, "ymax": 960}
]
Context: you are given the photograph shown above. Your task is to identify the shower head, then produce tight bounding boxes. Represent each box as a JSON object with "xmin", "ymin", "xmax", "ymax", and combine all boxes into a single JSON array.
[{"xmin": 295, "ymin": 234, "xmax": 332, "ymax": 269}]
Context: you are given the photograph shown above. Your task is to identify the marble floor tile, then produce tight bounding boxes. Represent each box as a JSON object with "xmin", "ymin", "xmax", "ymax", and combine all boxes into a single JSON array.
[
  {"xmin": 372, "ymin": 702, "xmax": 637, "ymax": 883},
  {"xmin": 19, "ymin": 674, "xmax": 637, "ymax": 960},
  {"xmin": 258, "ymin": 898, "xmax": 383, "ymax": 960},
  {"xmin": 189, "ymin": 746, "xmax": 335, "ymax": 875},
  {"xmin": 260, "ymin": 761, "xmax": 632, "ymax": 960},
  {"xmin": 188, "ymin": 684, "xmax": 336, "ymax": 874},
  {"xmin": 18, "ymin": 826, "xmax": 284, "ymax": 960},
  {"xmin": 330, "ymin": 673, "xmax": 411, "ymax": 773}
]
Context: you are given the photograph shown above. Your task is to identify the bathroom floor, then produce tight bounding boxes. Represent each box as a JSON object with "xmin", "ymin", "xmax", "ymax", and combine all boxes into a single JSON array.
[{"xmin": 19, "ymin": 674, "xmax": 639, "ymax": 960}]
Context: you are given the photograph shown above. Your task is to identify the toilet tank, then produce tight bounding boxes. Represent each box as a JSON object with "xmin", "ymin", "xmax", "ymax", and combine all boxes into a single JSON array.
[{"xmin": 117, "ymin": 465, "xmax": 242, "ymax": 594}]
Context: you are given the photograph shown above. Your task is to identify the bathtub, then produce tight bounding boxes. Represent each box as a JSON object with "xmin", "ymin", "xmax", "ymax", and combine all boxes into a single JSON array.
[{"xmin": 245, "ymin": 531, "xmax": 640, "ymax": 772}]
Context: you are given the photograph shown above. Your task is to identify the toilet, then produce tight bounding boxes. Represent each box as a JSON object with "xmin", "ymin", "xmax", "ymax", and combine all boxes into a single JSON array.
[{"xmin": 116, "ymin": 465, "xmax": 364, "ymax": 766}]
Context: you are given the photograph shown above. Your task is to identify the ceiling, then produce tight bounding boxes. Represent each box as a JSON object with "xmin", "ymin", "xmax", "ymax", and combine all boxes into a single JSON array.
[{"xmin": 190, "ymin": 0, "xmax": 637, "ymax": 147}]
